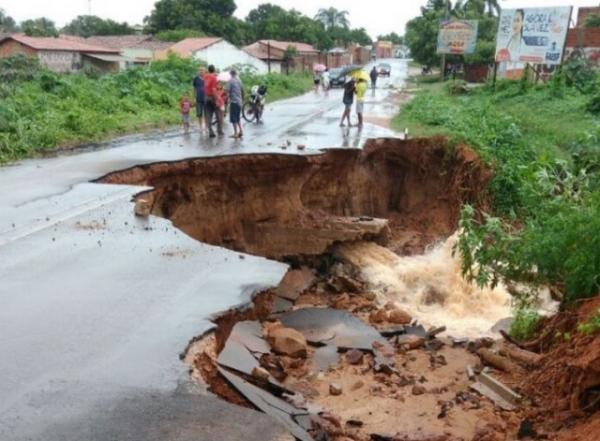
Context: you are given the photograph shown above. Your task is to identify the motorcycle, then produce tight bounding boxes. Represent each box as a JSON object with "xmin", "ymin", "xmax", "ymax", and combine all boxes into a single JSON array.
[{"xmin": 243, "ymin": 85, "xmax": 267, "ymax": 124}]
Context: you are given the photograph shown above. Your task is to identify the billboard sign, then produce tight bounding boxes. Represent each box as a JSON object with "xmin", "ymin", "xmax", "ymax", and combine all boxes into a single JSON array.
[
  {"xmin": 495, "ymin": 7, "xmax": 572, "ymax": 64},
  {"xmin": 437, "ymin": 20, "xmax": 479, "ymax": 55}
]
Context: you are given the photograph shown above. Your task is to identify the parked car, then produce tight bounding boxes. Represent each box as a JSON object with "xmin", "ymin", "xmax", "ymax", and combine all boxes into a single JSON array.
[
  {"xmin": 378, "ymin": 63, "xmax": 391, "ymax": 77},
  {"xmin": 329, "ymin": 67, "xmax": 347, "ymax": 87}
]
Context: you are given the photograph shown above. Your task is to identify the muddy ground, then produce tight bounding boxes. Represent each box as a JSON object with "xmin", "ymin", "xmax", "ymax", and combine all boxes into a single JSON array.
[{"xmin": 101, "ymin": 137, "xmax": 598, "ymax": 440}]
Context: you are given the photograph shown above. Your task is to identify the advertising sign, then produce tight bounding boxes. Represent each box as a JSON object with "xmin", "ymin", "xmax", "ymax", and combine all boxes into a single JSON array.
[
  {"xmin": 437, "ymin": 20, "xmax": 479, "ymax": 55},
  {"xmin": 495, "ymin": 7, "xmax": 572, "ymax": 64}
]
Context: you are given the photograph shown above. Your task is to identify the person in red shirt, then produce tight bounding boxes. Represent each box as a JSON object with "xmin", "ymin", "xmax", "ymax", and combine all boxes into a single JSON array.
[{"xmin": 203, "ymin": 65, "xmax": 223, "ymax": 138}]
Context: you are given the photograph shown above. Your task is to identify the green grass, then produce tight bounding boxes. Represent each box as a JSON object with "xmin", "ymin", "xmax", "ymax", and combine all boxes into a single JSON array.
[
  {"xmin": 578, "ymin": 308, "xmax": 600, "ymax": 334},
  {"xmin": 395, "ymin": 75, "xmax": 600, "ymax": 305},
  {"xmin": 510, "ymin": 309, "xmax": 542, "ymax": 341},
  {"xmin": 0, "ymin": 55, "xmax": 313, "ymax": 164}
]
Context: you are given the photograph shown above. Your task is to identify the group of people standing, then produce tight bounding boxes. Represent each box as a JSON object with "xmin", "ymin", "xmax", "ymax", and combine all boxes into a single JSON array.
[
  {"xmin": 181, "ymin": 65, "xmax": 244, "ymax": 139},
  {"xmin": 339, "ymin": 66, "xmax": 378, "ymax": 129}
]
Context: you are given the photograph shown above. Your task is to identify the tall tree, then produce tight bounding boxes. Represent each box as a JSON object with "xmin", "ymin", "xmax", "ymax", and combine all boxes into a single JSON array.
[
  {"xmin": 144, "ymin": 0, "xmax": 237, "ymax": 37},
  {"xmin": 314, "ymin": 8, "xmax": 349, "ymax": 30},
  {"xmin": 377, "ymin": 32, "xmax": 404, "ymax": 45},
  {"xmin": 0, "ymin": 9, "xmax": 18, "ymax": 32},
  {"xmin": 61, "ymin": 15, "xmax": 136, "ymax": 37},
  {"xmin": 21, "ymin": 18, "xmax": 58, "ymax": 37}
]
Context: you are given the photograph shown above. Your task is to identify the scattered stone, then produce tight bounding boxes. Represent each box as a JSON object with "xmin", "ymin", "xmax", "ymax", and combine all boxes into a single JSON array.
[
  {"xmin": 251, "ymin": 366, "xmax": 270, "ymax": 381},
  {"xmin": 346, "ymin": 419, "xmax": 364, "ymax": 427},
  {"xmin": 266, "ymin": 327, "xmax": 308, "ymax": 358},
  {"xmin": 412, "ymin": 385, "xmax": 427, "ymax": 396},
  {"xmin": 388, "ymin": 308, "xmax": 412, "ymax": 325},
  {"xmin": 396, "ymin": 334, "xmax": 425, "ymax": 350},
  {"xmin": 289, "ymin": 381, "xmax": 320, "ymax": 399},
  {"xmin": 329, "ymin": 383, "xmax": 343, "ymax": 396},
  {"xmin": 397, "ymin": 376, "xmax": 414, "ymax": 387},
  {"xmin": 369, "ymin": 309, "xmax": 389, "ymax": 324},
  {"xmin": 426, "ymin": 339, "xmax": 446, "ymax": 352},
  {"xmin": 297, "ymin": 144, "xmax": 306, "ymax": 150},
  {"xmin": 351, "ymin": 380, "xmax": 365, "ymax": 391},
  {"xmin": 346, "ymin": 349, "xmax": 364, "ymax": 365}
]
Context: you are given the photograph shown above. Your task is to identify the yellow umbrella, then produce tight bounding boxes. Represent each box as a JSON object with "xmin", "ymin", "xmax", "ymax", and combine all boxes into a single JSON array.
[{"xmin": 351, "ymin": 70, "xmax": 369, "ymax": 82}]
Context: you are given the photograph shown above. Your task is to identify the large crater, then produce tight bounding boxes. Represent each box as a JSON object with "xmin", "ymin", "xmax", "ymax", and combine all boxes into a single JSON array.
[{"xmin": 98, "ymin": 137, "xmax": 490, "ymax": 259}]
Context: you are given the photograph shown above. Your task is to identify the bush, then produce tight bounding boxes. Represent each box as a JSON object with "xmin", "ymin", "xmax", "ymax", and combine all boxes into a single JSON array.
[
  {"xmin": 0, "ymin": 55, "xmax": 313, "ymax": 163},
  {"xmin": 578, "ymin": 309, "xmax": 600, "ymax": 334},
  {"xmin": 510, "ymin": 309, "xmax": 542, "ymax": 341}
]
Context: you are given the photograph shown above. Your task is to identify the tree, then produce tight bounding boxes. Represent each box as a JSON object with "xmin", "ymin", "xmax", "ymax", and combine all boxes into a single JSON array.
[
  {"xmin": 585, "ymin": 13, "xmax": 600, "ymax": 28},
  {"xmin": 377, "ymin": 32, "xmax": 404, "ymax": 45},
  {"xmin": 61, "ymin": 15, "xmax": 135, "ymax": 37},
  {"xmin": 314, "ymin": 8, "xmax": 349, "ymax": 30},
  {"xmin": 144, "ymin": 0, "xmax": 238, "ymax": 40},
  {"xmin": 0, "ymin": 9, "xmax": 18, "ymax": 32},
  {"xmin": 21, "ymin": 18, "xmax": 58, "ymax": 37},
  {"xmin": 454, "ymin": 0, "xmax": 502, "ymax": 17}
]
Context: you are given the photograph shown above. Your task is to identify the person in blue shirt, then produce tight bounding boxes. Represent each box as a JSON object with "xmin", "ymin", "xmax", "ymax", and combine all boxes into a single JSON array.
[{"xmin": 192, "ymin": 67, "xmax": 206, "ymax": 132}]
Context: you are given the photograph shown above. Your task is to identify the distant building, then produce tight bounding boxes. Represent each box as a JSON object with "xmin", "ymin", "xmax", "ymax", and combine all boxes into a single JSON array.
[
  {"xmin": 244, "ymin": 40, "xmax": 320, "ymax": 73},
  {"xmin": 374, "ymin": 41, "xmax": 393, "ymax": 59},
  {"xmin": 0, "ymin": 34, "xmax": 123, "ymax": 73},
  {"xmin": 83, "ymin": 35, "xmax": 171, "ymax": 67},
  {"xmin": 156, "ymin": 37, "xmax": 269, "ymax": 73},
  {"xmin": 565, "ymin": 7, "xmax": 600, "ymax": 66}
]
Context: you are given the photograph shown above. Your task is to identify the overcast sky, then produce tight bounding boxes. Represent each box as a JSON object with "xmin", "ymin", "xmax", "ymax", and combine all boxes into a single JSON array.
[{"xmin": 2, "ymin": 0, "xmax": 598, "ymax": 38}]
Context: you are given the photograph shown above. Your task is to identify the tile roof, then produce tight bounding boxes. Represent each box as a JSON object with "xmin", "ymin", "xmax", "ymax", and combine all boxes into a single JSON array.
[
  {"xmin": 243, "ymin": 42, "xmax": 282, "ymax": 61},
  {"xmin": 258, "ymin": 40, "xmax": 319, "ymax": 54},
  {"xmin": 84, "ymin": 35, "xmax": 153, "ymax": 49},
  {"xmin": 165, "ymin": 37, "xmax": 222, "ymax": 56},
  {"xmin": 0, "ymin": 34, "xmax": 118, "ymax": 53}
]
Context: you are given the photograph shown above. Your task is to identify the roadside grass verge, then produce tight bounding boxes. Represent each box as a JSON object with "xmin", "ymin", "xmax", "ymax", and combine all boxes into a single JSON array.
[
  {"xmin": 0, "ymin": 55, "xmax": 313, "ymax": 164},
  {"xmin": 395, "ymin": 75, "xmax": 600, "ymax": 308}
]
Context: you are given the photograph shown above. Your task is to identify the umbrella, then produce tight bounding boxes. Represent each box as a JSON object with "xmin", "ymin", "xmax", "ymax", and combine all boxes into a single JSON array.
[
  {"xmin": 217, "ymin": 71, "xmax": 232, "ymax": 82},
  {"xmin": 313, "ymin": 64, "xmax": 327, "ymax": 72},
  {"xmin": 339, "ymin": 64, "xmax": 362, "ymax": 76},
  {"xmin": 351, "ymin": 70, "xmax": 370, "ymax": 82}
]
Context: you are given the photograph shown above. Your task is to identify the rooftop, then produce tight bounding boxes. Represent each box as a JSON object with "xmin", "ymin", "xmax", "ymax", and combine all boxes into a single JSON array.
[
  {"xmin": 0, "ymin": 34, "xmax": 118, "ymax": 53},
  {"xmin": 164, "ymin": 37, "xmax": 223, "ymax": 56}
]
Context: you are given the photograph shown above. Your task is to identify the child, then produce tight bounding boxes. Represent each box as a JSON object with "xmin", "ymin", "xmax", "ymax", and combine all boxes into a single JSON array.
[
  {"xmin": 180, "ymin": 94, "xmax": 192, "ymax": 133},
  {"xmin": 215, "ymin": 82, "xmax": 227, "ymax": 136}
]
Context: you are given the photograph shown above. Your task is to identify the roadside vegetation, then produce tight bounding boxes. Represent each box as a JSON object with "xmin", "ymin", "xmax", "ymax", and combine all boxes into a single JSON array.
[
  {"xmin": 0, "ymin": 54, "xmax": 312, "ymax": 164},
  {"xmin": 394, "ymin": 60, "xmax": 600, "ymax": 325}
]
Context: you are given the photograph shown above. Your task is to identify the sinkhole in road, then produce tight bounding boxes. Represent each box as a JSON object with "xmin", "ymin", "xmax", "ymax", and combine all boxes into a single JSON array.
[
  {"xmin": 98, "ymin": 137, "xmax": 491, "ymax": 261},
  {"xmin": 97, "ymin": 138, "xmax": 537, "ymax": 440}
]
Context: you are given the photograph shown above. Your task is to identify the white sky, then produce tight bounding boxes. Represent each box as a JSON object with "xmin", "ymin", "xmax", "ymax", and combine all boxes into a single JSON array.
[{"xmin": 1, "ymin": 0, "xmax": 597, "ymax": 38}]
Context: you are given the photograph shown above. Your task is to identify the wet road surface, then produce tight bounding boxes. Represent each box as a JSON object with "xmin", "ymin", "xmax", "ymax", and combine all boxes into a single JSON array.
[{"xmin": 0, "ymin": 59, "xmax": 408, "ymax": 440}]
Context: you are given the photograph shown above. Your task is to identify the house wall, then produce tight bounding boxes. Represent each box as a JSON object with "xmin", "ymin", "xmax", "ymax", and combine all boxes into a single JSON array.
[
  {"xmin": 38, "ymin": 51, "xmax": 82, "ymax": 73},
  {"xmin": 194, "ymin": 40, "xmax": 269, "ymax": 74},
  {"xmin": 82, "ymin": 56, "xmax": 120, "ymax": 73},
  {"xmin": 565, "ymin": 27, "xmax": 600, "ymax": 66},
  {"xmin": 0, "ymin": 39, "xmax": 37, "ymax": 58}
]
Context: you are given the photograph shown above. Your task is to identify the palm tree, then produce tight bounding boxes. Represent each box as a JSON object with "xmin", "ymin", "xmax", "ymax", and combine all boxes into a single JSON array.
[
  {"xmin": 453, "ymin": 0, "xmax": 502, "ymax": 17},
  {"xmin": 314, "ymin": 8, "xmax": 350, "ymax": 29}
]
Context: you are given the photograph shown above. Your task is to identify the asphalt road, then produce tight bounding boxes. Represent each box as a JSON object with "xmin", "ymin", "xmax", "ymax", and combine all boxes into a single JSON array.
[{"xmin": 0, "ymin": 59, "xmax": 408, "ymax": 441}]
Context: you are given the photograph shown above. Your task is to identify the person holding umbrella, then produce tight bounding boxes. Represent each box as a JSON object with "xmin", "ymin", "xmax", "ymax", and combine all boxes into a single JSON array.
[{"xmin": 313, "ymin": 64, "xmax": 326, "ymax": 92}]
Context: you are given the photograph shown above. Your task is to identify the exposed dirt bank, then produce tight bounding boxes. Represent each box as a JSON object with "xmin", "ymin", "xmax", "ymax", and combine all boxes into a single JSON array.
[{"xmin": 99, "ymin": 137, "xmax": 490, "ymax": 259}]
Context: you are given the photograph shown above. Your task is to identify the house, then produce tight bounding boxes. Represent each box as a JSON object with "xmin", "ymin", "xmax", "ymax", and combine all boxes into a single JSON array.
[
  {"xmin": 374, "ymin": 41, "xmax": 393, "ymax": 59},
  {"xmin": 0, "ymin": 34, "xmax": 123, "ymax": 73},
  {"xmin": 326, "ymin": 47, "xmax": 351, "ymax": 69},
  {"xmin": 83, "ymin": 35, "xmax": 171, "ymax": 67},
  {"xmin": 565, "ymin": 7, "xmax": 600, "ymax": 66},
  {"xmin": 156, "ymin": 37, "xmax": 269, "ymax": 73},
  {"xmin": 244, "ymin": 40, "xmax": 320, "ymax": 73}
]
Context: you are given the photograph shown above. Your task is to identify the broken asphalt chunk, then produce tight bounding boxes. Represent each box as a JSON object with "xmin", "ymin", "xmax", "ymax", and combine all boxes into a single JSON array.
[
  {"xmin": 218, "ymin": 367, "xmax": 314, "ymax": 441},
  {"xmin": 276, "ymin": 267, "xmax": 316, "ymax": 301},
  {"xmin": 470, "ymin": 371, "xmax": 522, "ymax": 411},
  {"xmin": 280, "ymin": 307, "xmax": 387, "ymax": 350}
]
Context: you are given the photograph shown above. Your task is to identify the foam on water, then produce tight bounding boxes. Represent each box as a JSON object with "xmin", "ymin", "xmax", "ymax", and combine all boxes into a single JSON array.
[{"xmin": 336, "ymin": 234, "xmax": 516, "ymax": 338}]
